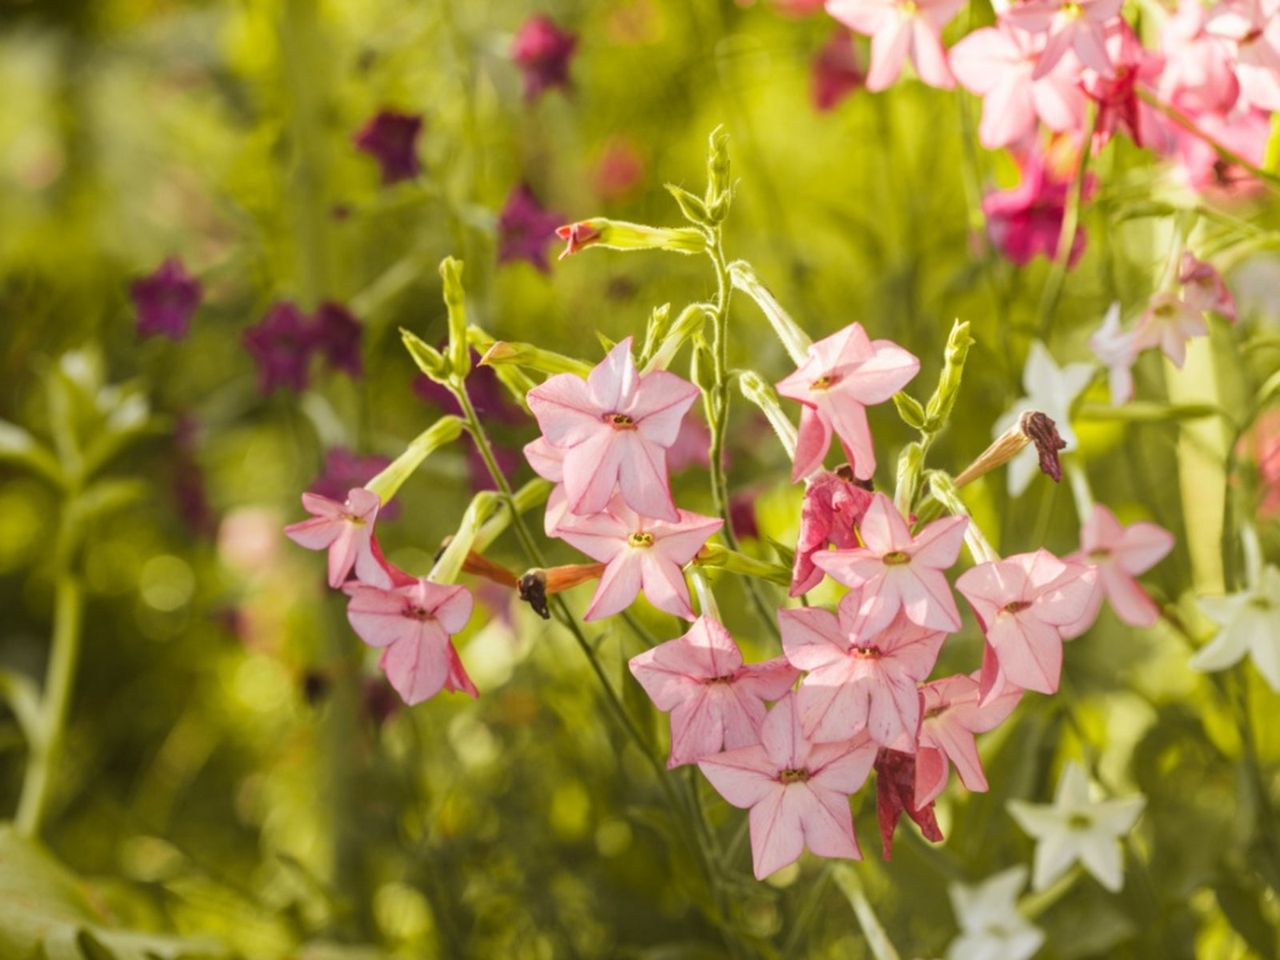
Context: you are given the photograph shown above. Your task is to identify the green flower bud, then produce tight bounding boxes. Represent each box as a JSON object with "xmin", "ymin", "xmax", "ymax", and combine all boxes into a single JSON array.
[
  {"xmin": 439, "ymin": 257, "xmax": 470, "ymax": 379},
  {"xmin": 402, "ymin": 328, "xmax": 450, "ymax": 383},
  {"xmin": 365, "ymin": 416, "xmax": 464, "ymax": 503}
]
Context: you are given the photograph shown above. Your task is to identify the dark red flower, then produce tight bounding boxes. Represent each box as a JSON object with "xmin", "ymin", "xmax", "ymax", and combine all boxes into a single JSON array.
[
  {"xmin": 311, "ymin": 301, "xmax": 363, "ymax": 377},
  {"xmin": 132, "ymin": 258, "xmax": 202, "ymax": 339},
  {"xmin": 310, "ymin": 447, "xmax": 399, "ymax": 521},
  {"xmin": 512, "ymin": 15, "xmax": 577, "ymax": 101},
  {"xmin": 874, "ymin": 748, "xmax": 944, "ymax": 859},
  {"xmin": 497, "ymin": 183, "xmax": 563, "ymax": 273},
  {"xmin": 812, "ymin": 30, "xmax": 864, "ymax": 111},
  {"xmin": 352, "ymin": 110, "xmax": 423, "ymax": 185},
  {"xmin": 244, "ymin": 302, "xmax": 313, "ymax": 394}
]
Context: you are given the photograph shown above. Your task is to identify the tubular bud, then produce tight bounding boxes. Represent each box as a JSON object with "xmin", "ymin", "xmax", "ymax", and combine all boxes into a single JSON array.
[
  {"xmin": 402, "ymin": 328, "xmax": 450, "ymax": 383},
  {"xmin": 479, "ymin": 340, "xmax": 593, "ymax": 378},
  {"xmin": 440, "ymin": 257, "xmax": 470, "ymax": 379},
  {"xmin": 705, "ymin": 125, "xmax": 732, "ymax": 219},
  {"xmin": 474, "ymin": 478, "xmax": 553, "ymax": 551},
  {"xmin": 365, "ymin": 415, "xmax": 464, "ymax": 503},
  {"xmin": 430, "ymin": 491, "xmax": 500, "ymax": 585},
  {"xmin": 644, "ymin": 303, "xmax": 713, "ymax": 373},
  {"xmin": 923, "ymin": 320, "xmax": 975, "ymax": 432},
  {"xmin": 556, "ymin": 218, "xmax": 707, "ymax": 259},
  {"xmin": 738, "ymin": 370, "xmax": 798, "ymax": 459},
  {"xmin": 728, "ymin": 261, "xmax": 812, "ymax": 366}
]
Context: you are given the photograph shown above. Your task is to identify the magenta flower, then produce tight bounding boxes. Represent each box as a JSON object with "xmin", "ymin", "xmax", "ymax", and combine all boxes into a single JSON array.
[
  {"xmin": 950, "ymin": 24, "xmax": 1087, "ymax": 148},
  {"xmin": 498, "ymin": 183, "xmax": 563, "ymax": 273},
  {"xmin": 791, "ymin": 469, "xmax": 874, "ymax": 596},
  {"xmin": 511, "ymin": 15, "xmax": 578, "ymax": 101},
  {"xmin": 310, "ymin": 447, "xmax": 399, "ymax": 521},
  {"xmin": 555, "ymin": 496, "xmax": 722, "ymax": 621},
  {"xmin": 956, "ymin": 550, "xmax": 1098, "ymax": 701},
  {"xmin": 131, "ymin": 258, "xmax": 202, "ymax": 340},
  {"xmin": 1179, "ymin": 253, "xmax": 1237, "ymax": 321},
  {"xmin": 629, "ymin": 617, "xmax": 799, "ymax": 767},
  {"xmin": 698, "ymin": 692, "xmax": 878, "ymax": 879},
  {"xmin": 914, "ymin": 673, "xmax": 1021, "ymax": 808},
  {"xmin": 983, "ymin": 151, "xmax": 1094, "ymax": 268},
  {"xmin": 1001, "ymin": 0, "xmax": 1123, "ymax": 80},
  {"xmin": 813, "ymin": 492, "xmax": 966, "ymax": 638},
  {"xmin": 826, "ymin": 0, "xmax": 963, "ymax": 91},
  {"xmin": 775, "ymin": 324, "xmax": 920, "ymax": 482},
  {"xmin": 244, "ymin": 302, "xmax": 313, "ymax": 394},
  {"xmin": 352, "ymin": 110, "xmax": 423, "ymax": 185},
  {"xmin": 311, "ymin": 301, "xmax": 363, "ymax": 377},
  {"xmin": 780, "ymin": 595, "xmax": 945, "ymax": 747},
  {"xmin": 1081, "ymin": 21, "xmax": 1165, "ymax": 150},
  {"xmin": 343, "ymin": 577, "xmax": 476, "ymax": 705},
  {"xmin": 526, "ymin": 337, "xmax": 700, "ymax": 522},
  {"xmin": 873, "ymin": 748, "xmax": 943, "ymax": 858},
  {"xmin": 811, "ymin": 29, "xmax": 864, "ymax": 111},
  {"xmin": 284, "ymin": 487, "xmax": 382, "ymax": 588},
  {"xmin": 1067, "ymin": 504, "xmax": 1174, "ymax": 629}
]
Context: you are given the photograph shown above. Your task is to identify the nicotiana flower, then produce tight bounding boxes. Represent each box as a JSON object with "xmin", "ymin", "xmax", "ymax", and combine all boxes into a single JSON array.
[
  {"xmin": 1206, "ymin": 0, "xmax": 1280, "ymax": 112},
  {"xmin": 956, "ymin": 549, "xmax": 1098, "ymax": 700},
  {"xmin": 1189, "ymin": 564, "xmax": 1280, "ymax": 691},
  {"xmin": 244, "ymin": 302, "xmax": 314, "ymax": 395},
  {"xmin": 1068, "ymin": 504, "xmax": 1174, "ymax": 629},
  {"xmin": 343, "ymin": 576, "xmax": 477, "ymax": 705},
  {"xmin": 1179, "ymin": 253, "xmax": 1237, "ymax": 321},
  {"xmin": 698, "ymin": 692, "xmax": 878, "ymax": 879},
  {"xmin": 497, "ymin": 183, "xmax": 563, "ymax": 273},
  {"xmin": 526, "ymin": 336, "xmax": 700, "ymax": 522},
  {"xmin": 1133, "ymin": 291, "xmax": 1209, "ymax": 368},
  {"xmin": 522, "ymin": 436, "xmax": 570, "ymax": 535},
  {"xmin": 874, "ymin": 748, "xmax": 943, "ymax": 857},
  {"xmin": 132, "ymin": 257, "xmax": 202, "ymax": 340},
  {"xmin": 284, "ymin": 487, "xmax": 382, "ymax": 588},
  {"xmin": 555, "ymin": 496, "xmax": 722, "ymax": 621},
  {"xmin": 310, "ymin": 447, "xmax": 399, "ymax": 521},
  {"xmin": 811, "ymin": 29, "xmax": 865, "ymax": 111},
  {"xmin": 352, "ymin": 110, "xmax": 423, "ymax": 185},
  {"xmin": 780, "ymin": 595, "xmax": 946, "ymax": 747},
  {"xmin": 993, "ymin": 340, "xmax": 1094, "ymax": 496},
  {"xmin": 594, "ymin": 138, "xmax": 646, "ymax": 200},
  {"xmin": 813, "ymin": 492, "xmax": 966, "ymax": 638},
  {"xmin": 790, "ymin": 468, "xmax": 874, "ymax": 596},
  {"xmin": 1157, "ymin": 0, "xmax": 1240, "ymax": 115},
  {"xmin": 915, "ymin": 672, "xmax": 1022, "ymax": 808},
  {"xmin": 775, "ymin": 324, "xmax": 920, "ymax": 482},
  {"xmin": 1002, "ymin": 0, "xmax": 1123, "ymax": 80},
  {"xmin": 511, "ymin": 15, "xmax": 578, "ymax": 101},
  {"xmin": 311, "ymin": 301, "xmax": 363, "ymax": 378},
  {"xmin": 1081, "ymin": 19, "xmax": 1166, "ymax": 151},
  {"xmin": 826, "ymin": 0, "xmax": 964, "ymax": 91},
  {"xmin": 629, "ymin": 617, "xmax": 799, "ymax": 767},
  {"xmin": 1008, "ymin": 761, "xmax": 1146, "ymax": 892},
  {"xmin": 1089, "ymin": 303, "xmax": 1137, "ymax": 406},
  {"xmin": 946, "ymin": 867, "xmax": 1045, "ymax": 960},
  {"xmin": 983, "ymin": 150, "xmax": 1095, "ymax": 270}
]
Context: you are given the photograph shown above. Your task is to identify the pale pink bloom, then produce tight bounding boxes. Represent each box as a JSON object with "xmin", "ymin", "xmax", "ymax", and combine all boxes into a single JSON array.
[
  {"xmin": 1089, "ymin": 303, "xmax": 1136, "ymax": 406},
  {"xmin": 1170, "ymin": 105, "xmax": 1271, "ymax": 194},
  {"xmin": 665, "ymin": 413, "xmax": 712, "ymax": 473},
  {"xmin": 284, "ymin": 487, "xmax": 381, "ymax": 588},
  {"xmin": 1132, "ymin": 291, "xmax": 1207, "ymax": 368},
  {"xmin": 826, "ymin": 0, "xmax": 964, "ymax": 91},
  {"xmin": 343, "ymin": 577, "xmax": 477, "ymax": 704},
  {"xmin": 812, "ymin": 492, "xmax": 967, "ymax": 638},
  {"xmin": 983, "ymin": 150, "xmax": 1094, "ymax": 267},
  {"xmin": 915, "ymin": 673, "xmax": 1021, "ymax": 808},
  {"xmin": 780, "ymin": 595, "xmax": 946, "ymax": 747},
  {"xmin": 1002, "ymin": 0, "xmax": 1124, "ymax": 80},
  {"xmin": 629, "ymin": 617, "xmax": 799, "ymax": 767},
  {"xmin": 1207, "ymin": 0, "xmax": 1280, "ymax": 111},
  {"xmin": 527, "ymin": 337, "xmax": 700, "ymax": 522},
  {"xmin": 790, "ymin": 469, "xmax": 874, "ymax": 596},
  {"xmin": 523, "ymin": 437, "xmax": 570, "ymax": 535},
  {"xmin": 956, "ymin": 550, "xmax": 1098, "ymax": 701},
  {"xmin": 555, "ymin": 496, "xmax": 722, "ymax": 620},
  {"xmin": 698, "ymin": 692, "xmax": 878, "ymax": 879},
  {"xmin": 775, "ymin": 325, "xmax": 919, "ymax": 482},
  {"xmin": 1157, "ymin": 0, "xmax": 1241, "ymax": 114},
  {"xmin": 1179, "ymin": 253, "xmax": 1237, "ymax": 321},
  {"xmin": 950, "ymin": 24, "xmax": 1087, "ymax": 148},
  {"xmin": 1066, "ymin": 504, "xmax": 1174, "ymax": 629}
]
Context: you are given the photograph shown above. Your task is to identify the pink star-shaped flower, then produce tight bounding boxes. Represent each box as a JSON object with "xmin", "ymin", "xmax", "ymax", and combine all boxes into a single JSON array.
[
  {"xmin": 790, "ymin": 469, "xmax": 874, "ymax": 596},
  {"xmin": 284, "ymin": 487, "xmax": 382, "ymax": 588},
  {"xmin": 1067, "ymin": 504, "xmax": 1174, "ymax": 628},
  {"xmin": 1207, "ymin": 0, "xmax": 1280, "ymax": 111},
  {"xmin": 1133, "ymin": 291, "xmax": 1208, "ymax": 368},
  {"xmin": 527, "ymin": 337, "xmax": 700, "ymax": 522},
  {"xmin": 523, "ymin": 436, "xmax": 571, "ymax": 536},
  {"xmin": 812, "ymin": 492, "xmax": 967, "ymax": 638},
  {"xmin": 1002, "ymin": 0, "xmax": 1124, "ymax": 80},
  {"xmin": 826, "ymin": 0, "xmax": 964, "ymax": 91},
  {"xmin": 1179, "ymin": 253, "xmax": 1237, "ymax": 321},
  {"xmin": 956, "ymin": 550, "xmax": 1098, "ymax": 701},
  {"xmin": 914, "ymin": 672, "xmax": 1022, "ymax": 808},
  {"xmin": 775, "ymin": 325, "xmax": 919, "ymax": 482},
  {"xmin": 698, "ymin": 692, "xmax": 878, "ymax": 879},
  {"xmin": 629, "ymin": 617, "xmax": 799, "ymax": 767},
  {"xmin": 555, "ymin": 496, "xmax": 722, "ymax": 621},
  {"xmin": 342, "ymin": 577, "xmax": 476, "ymax": 705},
  {"xmin": 780, "ymin": 594, "xmax": 945, "ymax": 747}
]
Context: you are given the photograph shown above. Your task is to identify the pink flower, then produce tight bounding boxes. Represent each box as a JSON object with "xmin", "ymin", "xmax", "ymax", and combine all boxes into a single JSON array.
[
  {"xmin": 1179, "ymin": 253, "xmax": 1237, "ymax": 321},
  {"xmin": 511, "ymin": 15, "xmax": 578, "ymax": 101},
  {"xmin": 523, "ymin": 436, "xmax": 571, "ymax": 535},
  {"xmin": 956, "ymin": 550, "xmax": 1098, "ymax": 701},
  {"xmin": 527, "ymin": 337, "xmax": 700, "ymax": 521},
  {"xmin": 873, "ymin": 748, "xmax": 943, "ymax": 858},
  {"xmin": 811, "ymin": 29, "xmax": 865, "ymax": 111},
  {"xmin": 775, "ymin": 325, "xmax": 919, "ymax": 482},
  {"xmin": 1067, "ymin": 504, "xmax": 1174, "ymax": 628},
  {"xmin": 826, "ymin": 0, "xmax": 963, "ymax": 91},
  {"xmin": 812, "ymin": 492, "xmax": 966, "ymax": 638},
  {"xmin": 1170, "ymin": 105, "xmax": 1271, "ymax": 194},
  {"xmin": 914, "ymin": 673, "xmax": 1021, "ymax": 808},
  {"xmin": 284, "ymin": 487, "xmax": 382, "ymax": 588},
  {"xmin": 1089, "ymin": 303, "xmax": 1136, "ymax": 406},
  {"xmin": 1082, "ymin": 21, "xmax": 1166, "ymax": 150},
  {"xmin": 629, "ymin": 617, "xmax": 799, "ymax": 767},
  {"xmin": 950, "ymin": 24, "xmax": 1087, "ymax": 148},
  {"xmin": 791, "ymin": 469, "xmax": 874, "ymax": 596},
  {"xmin": 1132, "ymin": 292, "xmax": 1207, "ymax": 368},
  {"xmin": 1001, "ymin": 0, "xmax": 1124, "ymax": 80},
  {"xmin": 594, "ymin": 139, "xmax": 647, "ymax": 200},
  {"xmin": 780, "ymin": 596, "xmax": 945, "ymax": 747},
  {"xmin": 1207, "ymin": 0, "xmax": 1280, "ymax": 111},
  {"xmin": 698, "ymin": 692, "xmax": 878, "ymax": 879},
  {"xmin": 342, "ymin": 577, "xmax": 477, "ymax": 704},
  {"xmin": 555, "ymin": 496, "xmax": 722, "ymax": 620},
  {"xmin": 1157, "ymin": 0, "xmax": 1240, "ymax": 115},
  {"xmin": 983, "ymin": 150, "xmax": 1094, "ymax": 268}
]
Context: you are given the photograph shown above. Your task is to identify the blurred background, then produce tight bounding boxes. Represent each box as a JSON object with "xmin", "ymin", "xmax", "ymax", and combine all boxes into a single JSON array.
[{"xmin": 0, "ymin": 0, "xmax": 1277, "ymax": 957}]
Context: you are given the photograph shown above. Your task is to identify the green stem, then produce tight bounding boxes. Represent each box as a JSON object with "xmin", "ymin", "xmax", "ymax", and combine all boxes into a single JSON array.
[
  {"xmin": 1137, "ymin": 89, "xmax": 1280, "ymax": 194},
  {"xmin": 831, "ymin": 864, "xmax": 902, "ymax": 960},
  {"xmin": 1038, "ymin": 109, "xmax": 1098, "ymax": 339}
]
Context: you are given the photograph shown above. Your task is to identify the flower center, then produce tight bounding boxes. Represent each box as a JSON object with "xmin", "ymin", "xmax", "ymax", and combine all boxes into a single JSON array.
[
  {"xmin": 1003, "ymin": 600, "xmax": 1032, "ymax": 614},
  {"xmin": 407, "ymin": 605, "xmax": 434, "ymax": 622},
  {"xmin": 851, "ymin": 644, "xmax": 883, "ymax": 659},
  {"xmin": 1154, "ymin": 302, "xmax": 1180, "ymax": 319},
  {"xmin": 1067, "ymin": 812, "xmax": 1092, "ymax": 830},
  {"xmin": 882, "ymin": 550, "xmax": 911, "ymax": 566},
  {"xmin": 1249, "ymin": 596, "xmax": 1273, "ymax": 611},
  {"xmin": 1062, "ymin": 1, "xmax": 1082, "ymax": 19},
  {"xmin": 899, "ymin": 0, "xmax": 919, "ymax": 14},
  {"xmin": 628, "ymin": 531, "xmax": 654, "ymax": 548},
  {"xmin": 1087, "ymin": 548, "xmax": 1111, "ymax": 562},
  {"xmin": 779, "ymin": 768, "xmax": 811, "ymax": 784},
  {"xmin": 705, "ymin": 674, "xmax": 735, "ymax": 686},
  {"xmin": 605, "ymin": 412, "xmax": 636, "ymax": 430},
  {"xmin": 809, "ymin": 373, "xmax": 839, "ymax": 391}
]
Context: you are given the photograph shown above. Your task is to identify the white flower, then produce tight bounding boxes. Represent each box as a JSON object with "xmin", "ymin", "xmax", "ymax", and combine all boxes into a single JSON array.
[
  {"xmin": 1088, "ymin": 303, "xmax": 1136, "ymax": 407},
  {"xmin": 946, "ymin": 866, "xmax": 1044, "ymax": 960},
  {"xmin": 994, "ymin": 341, "xmax": 1094, "ymax": 497},
  {"xmin": 1189, "ymin": 564, "xmax": 1280, "ymax": 692},
  {"xmin": 1008, "ymin": 761, "xmax": 1145, "ymax": 893}
]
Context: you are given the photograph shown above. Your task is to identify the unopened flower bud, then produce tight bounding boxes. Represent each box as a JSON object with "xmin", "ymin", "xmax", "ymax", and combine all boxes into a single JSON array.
[
  {"xmin": 644, "ymin": 303, "xmax": 712, "ymax": 373},
  {"xmin": 517, "ymin": 563, "xmax": 607, "ymax": 619},
  {"xmin": 738, "ymin": 370, "xmax": 798, "ymax": 459},
  {"xmin": 556, "ymin": 218, "xmax": 707, "ymax": 259},
  {"xmin": 728, "ymin": 261, "xmax": 812, "ymax": 366},
  {"xmin": 923, "ymin": 320, "xmax": 975, "ymax": 431},
  {"xmin": 705, "ymin": 125, "xmax": 732, "ymax": 218},
  {"xmin": 479, "ymin": 340, "xmax": 593, "ymax": 377},
  {"xmin": 402, "ymin": 328, "xmax": 450, "ymax": 383},
  {"xmin": 439, "ymin": 257, "xmax": 471, "ymax": 379}
]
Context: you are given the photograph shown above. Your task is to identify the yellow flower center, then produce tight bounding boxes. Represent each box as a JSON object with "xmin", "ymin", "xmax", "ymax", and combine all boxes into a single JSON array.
[{"xmin": 628, "ymin": 532, "xmax": 655, "ymax": 548}]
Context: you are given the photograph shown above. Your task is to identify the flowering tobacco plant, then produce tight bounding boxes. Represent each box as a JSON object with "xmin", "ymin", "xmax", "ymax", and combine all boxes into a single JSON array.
[{"xmin": 284, "ymin": 131, "xmax": 1172, "ymax": 898}]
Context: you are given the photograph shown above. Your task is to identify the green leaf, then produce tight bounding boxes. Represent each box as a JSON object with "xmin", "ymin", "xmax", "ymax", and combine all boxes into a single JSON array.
[
  {"xmin": 1214, "ymin": 880, "xmax": 1276, "ymax": 958},
  {"xmin": 664, "ymin": 184, "xmax": 710, "ymax": 225},
  {"xmin": 0, "ymin": 420, "xmax": 63, "ymax": 486},
  {"xmin": 1075, "ymin": 401, "xmax": 1229, "ymax": 424}
]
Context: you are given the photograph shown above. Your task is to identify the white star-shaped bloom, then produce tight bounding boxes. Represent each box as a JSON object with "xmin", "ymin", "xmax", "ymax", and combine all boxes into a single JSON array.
[
  {"xmin": 946, "ymin": 866, "xmax": 1045, "ymax": 960},
  {"xmin": 1189, "ymin": 564, "xmax": 1280, "ymax": 692},
  {"xmin": 1088, "ymin": 303, "xmax": 1136, "ymax": 407},
  {"xmin": 994, "ymin": 341, "xmax": 1094, "ymax": 497},
  {"xmin": 1008, "ymin": 761, "xmax": 1145, "ymax": 893}
]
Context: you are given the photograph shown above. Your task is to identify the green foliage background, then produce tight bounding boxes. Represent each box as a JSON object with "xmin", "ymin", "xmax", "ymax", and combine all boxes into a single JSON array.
[{"xmin": 0, "ymin": 0, "xmax": 1277, "ymax": 957}]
